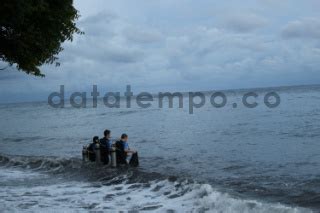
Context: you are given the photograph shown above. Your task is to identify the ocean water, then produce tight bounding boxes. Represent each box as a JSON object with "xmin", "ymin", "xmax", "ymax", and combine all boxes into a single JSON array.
[{"xmin": 0, "ymin": 85, "xmax": 319, "ymax": 212}]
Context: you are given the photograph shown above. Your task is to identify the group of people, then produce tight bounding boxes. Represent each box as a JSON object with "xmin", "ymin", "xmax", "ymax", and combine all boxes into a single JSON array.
[{"xmin": 86, "ymin": 129, "xmax": 139, "ymax": 167}]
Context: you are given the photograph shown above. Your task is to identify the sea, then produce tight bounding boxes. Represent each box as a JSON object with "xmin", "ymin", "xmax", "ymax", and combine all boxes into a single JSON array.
[{"xmin": 0, "ymin": 85, "xmax": 319, "ymax": 212}]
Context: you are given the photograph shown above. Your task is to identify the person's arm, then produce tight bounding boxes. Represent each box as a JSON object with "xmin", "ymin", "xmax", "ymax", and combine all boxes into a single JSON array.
[
  {"xmin": 124, "ymin": 142, "xmax": 136, "ymax": 153},
  {"xmin": 108, "ymin": 140, "xmax": 113, "ymax": 150}
]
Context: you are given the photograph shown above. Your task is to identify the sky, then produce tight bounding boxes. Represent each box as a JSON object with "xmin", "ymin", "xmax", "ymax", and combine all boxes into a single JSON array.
[{"xmin": 1, "ymin": 0, "xmax": 320, "ymax": 103}]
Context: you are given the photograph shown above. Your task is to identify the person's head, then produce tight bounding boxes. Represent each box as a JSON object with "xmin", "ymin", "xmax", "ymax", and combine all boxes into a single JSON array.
[
  {"xmin": 93, "ymin": 136, "xmax": 99, "ymax": 143},
  {"xmin": 121, "ymin": 133, "xmax": 128, "ymax": 142},
  {"xmin": 104, "ymin": 129, "xmax": 111, "ymax": 138}
]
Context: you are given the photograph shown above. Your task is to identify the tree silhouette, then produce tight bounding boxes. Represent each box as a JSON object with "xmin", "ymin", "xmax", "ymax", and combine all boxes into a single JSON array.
[{"xmin": 0, "ymin": 0, "xmax": 83, "ymax": 76}]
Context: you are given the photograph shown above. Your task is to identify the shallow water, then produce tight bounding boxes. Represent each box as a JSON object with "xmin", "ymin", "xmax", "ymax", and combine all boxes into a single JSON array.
[{"xmin": 0, "ymin": 85, "xmax": 319, "ymax": 212}]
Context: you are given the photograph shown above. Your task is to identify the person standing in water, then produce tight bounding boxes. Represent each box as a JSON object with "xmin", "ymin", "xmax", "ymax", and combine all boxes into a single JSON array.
[
  {"xmin": 99, "ymin": 129, "xmax": 111, "ymax": 165},
  {"xmin": 115, "ymin": 134, "xmax": 139, "ymax": 166},
  {"xmin": 87, "ymin": 136, "xmax": 99, "ymax": 162}
]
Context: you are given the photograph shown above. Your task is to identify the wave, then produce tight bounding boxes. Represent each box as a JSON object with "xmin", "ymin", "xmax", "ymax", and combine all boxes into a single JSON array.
[
  {"xmin": 0, "ymin": 154, "xmax": 82, "ymax": 172},
  {"xmin": 0, "ymin": 154, "xmax": 313, "ymax": 212},
  {"xmin": 10, "ymin": 179, "xmax": 310, "ymax": 212},
  {"xmin": 0, "ymin": 154, "xmax": 168, "ymax": 183}
]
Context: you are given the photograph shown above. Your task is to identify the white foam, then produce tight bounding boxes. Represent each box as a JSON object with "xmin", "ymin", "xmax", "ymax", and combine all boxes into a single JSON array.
[
  {"xmin": 0, "ymin": 169, "xmax": 313, "ymax": 213},
  {"xmin": 0, "ymin": 167, "xmax": 47, "ymax": 179}
]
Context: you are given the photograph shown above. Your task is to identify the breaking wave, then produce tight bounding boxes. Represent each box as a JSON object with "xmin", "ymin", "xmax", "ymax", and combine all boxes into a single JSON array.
[{"xmin": 0, "ymin": 154, "xmax": 312, "ymax": 212}]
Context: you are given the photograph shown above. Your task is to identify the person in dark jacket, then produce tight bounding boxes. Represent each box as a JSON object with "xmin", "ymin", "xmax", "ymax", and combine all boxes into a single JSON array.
[
  {"xmin": 99, "ymin": 129, "xmax": 111, "ymax": 164},
  {"xmin": 87, "ymin": 136, "xmax": 99, "ymax": 161},
  {"xmin": 116, "ymin": 134, "xmax": 139, "ymax": 166}
]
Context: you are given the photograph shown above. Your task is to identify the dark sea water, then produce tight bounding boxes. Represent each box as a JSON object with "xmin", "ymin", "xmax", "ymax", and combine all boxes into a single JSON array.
[{"xmin": 0, "ymin": 85, "xmax": 320, "ymax": 212}]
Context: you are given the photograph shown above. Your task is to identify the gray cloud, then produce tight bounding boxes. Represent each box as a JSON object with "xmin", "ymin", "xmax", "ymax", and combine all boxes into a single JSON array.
[
  {"xmin": 1, "ymin": 1, "xmax": 320, "ymax": 103},
  {"xmin": 123, "ymin": 27, "xmax": 164, "ymax": 44},
  {"xmin": 224, "ymin": 14, "xmax": 268, "ymax": 33},
  {"xmin": 61, "ymin": 12, "xmax": 146, "ymax": 64},
  {"xmin": 282, "ymin": 18, "xmax": 320, "ymax": 39}
]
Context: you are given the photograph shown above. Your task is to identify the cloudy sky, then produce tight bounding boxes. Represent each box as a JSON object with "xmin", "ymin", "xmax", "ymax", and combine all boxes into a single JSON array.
[{"xmin": 1, "ymin": 0, "xmax": 320, "ymax": 103}]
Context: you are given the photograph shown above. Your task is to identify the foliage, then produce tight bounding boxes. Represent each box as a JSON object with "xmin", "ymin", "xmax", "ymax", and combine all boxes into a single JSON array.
[{"xmin": 0, "ymin": 0, "xmax": 82, "ymax": 76}]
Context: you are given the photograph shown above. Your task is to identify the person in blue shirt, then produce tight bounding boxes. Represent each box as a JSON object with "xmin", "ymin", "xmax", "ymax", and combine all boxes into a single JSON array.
[
  {"xmin": 121, "ymin": 133, "xmax": 136, "ymax": 156},
  {"xmin": 99, "ymin": 129, "xmax": 111, "ymax": 164},
  {"xmin": 116, "ymin": 134, "xmax": 139, "ymax": 166}
]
